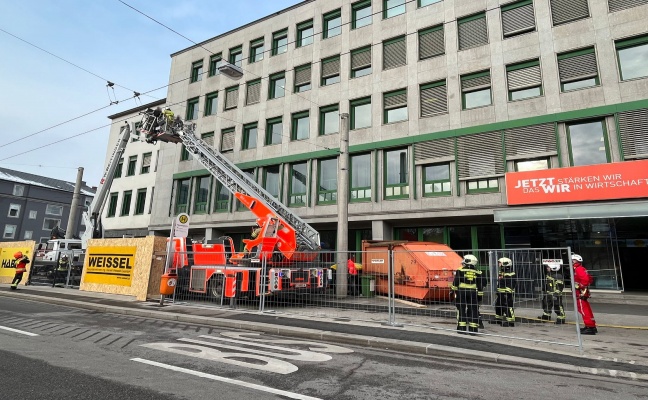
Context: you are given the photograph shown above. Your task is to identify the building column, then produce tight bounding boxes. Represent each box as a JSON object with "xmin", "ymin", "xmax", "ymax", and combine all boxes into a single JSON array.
[{"xmin": 371, "ymin": 220, "xmax": 392, "ymax": 241}]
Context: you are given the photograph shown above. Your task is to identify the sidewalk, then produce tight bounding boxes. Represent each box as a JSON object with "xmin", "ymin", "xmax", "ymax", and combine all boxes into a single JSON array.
[{"xmin": 1, "ymin": 285, "xmax": 647, "ymax": 383}]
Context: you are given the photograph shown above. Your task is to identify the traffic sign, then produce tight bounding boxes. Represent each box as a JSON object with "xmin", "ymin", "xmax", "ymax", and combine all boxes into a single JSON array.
[{"xmin": 175, "ymin": 213, "xmax": 190, "ymax": 238}]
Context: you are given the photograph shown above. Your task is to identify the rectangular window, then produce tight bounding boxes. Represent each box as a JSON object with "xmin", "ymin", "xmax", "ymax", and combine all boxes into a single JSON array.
[
  {"xmin": 616, "ymin": 35, "xmax": 648, "ymax": 81},
  {"xmin": 384, "ymin": 148, "xmax": 409, "ymax": 199},
  {"xmin": 190, "ymin": 60, "xmax": 203, "ymax": 83},
  {"xmin": 24, "ymin": 231, "xmax": 32, "ymax": 240},
  {"xmin": 320, "ymin": 104, "xmax": 340, "ymax": 135},
  {"xmin": 294, "ymin": 64, "xmax": 312, "ymax": 92},
  {"xmin": 558, "ymin": 47, "xmax": 599, "ymax": 91},
  {"xmin": 221, "ymin": 128, "xmax": 235, "ymax": 153},
  {"xmin": 175, "ymin": 179, "xmax": 191, "ymax": 214},
  {"xmin": 618, "ymin": 109, "xmax": 648, "ymax": 159},
  {"xmin": 383, "ymin": 36, "xmax": 407, "ymax": 70},
  {"xmin": 43, "ymin": 218, "xmax": 60, "ymax": 230},
  {"xmin": 229, "ymin": 45, "xmax": 243, "ymax": 67},
  {"xmin": 208, "ymin": 53, "xmax": 222, "ymax": 76},
  {"xmin": 384, "ymin": 0, "xmax": 406, "ymax": 19},
  {"xmin": 515, "ymin": 158, "xmax": 549, "ymax": 172},
  {"xmin": 107, "ymin": 193, "xmax": 118, "ymax": 217},
  {"xmin": 506, "ymin": 60, "xmax": 542, "ymax": 101},
  {"xmin": 134, "ymin": 188, "xmax": 147, "ymax": 215},
  {"xmin": 272, "ymin": 29, "xmax": 288, "ymax": 55},
  {"xmin": 289, "ymin": 162, "xmax": 308, "ymax": 206},
  {"xmin": 245, "ymin": 80, "xmax": 261, "ymax": 105},
  {"xmin": 193, "ymin": 176, "xmax": 210, "ymax": 214},
  {"xmin": 29, "ymin": 210, "xmax": 37, "ymax": 219},
  {"xmin": 213, "ymin": 182, "xmax": 229, "ymax": 212},
  {"xmin": 46, "ymin": 204, "xmax": 63, "ymax": 216},
  {"xmin": 266, "ymin": 117, "xmax": 283, "ymax": 145},
  {"xmin": 351, "ymin": 46, "xmax": 372, "ymax": 78},
  {"xmin": 423, "ymin": 163, "xmax": 451, "ymax": 196},
  {"xmin": 249, "ymin": 37, "xmax": 264, "ymax": 63},
  {"xmin": 458, "ymin": 13, "xmax": 488, "ymax": 50},
  {"xmin": 291, "ymin": 111, "xmax": 310, "ymax": 140},
  {"xmin": 297, "ymin": 20, "xmax": 314, "ymax": 47},
  {"xmin": 467, "ymin": 178, "xmax": 499, "ymax": 193},
  {"xmin": 567, "ymin": 120, "xmax": 609, "ymax": 166},
  {"xmin": 351, "ymin": 153, "xmax": 372, "ymax": 202},
  {"xmin": 383, "ymin": 89, "xmax": 408, "ymax": 123},
  {"xmin": 3, "ymin": 225, "xmax": 16, "ymax": 239},
  {"xmin": 202, "ymin": 132, "xmax": 215, "ymax": 147},
  {"xmin": 352, "ymin": 0, "xmax": 372, "ymax": 29},
  {"xmin": 269, "ymin": 72, "xmax": 286, "ymax": 99},
  {"xmin": 126, "ymin": 155, "xmax": 137, "ymax": 176},
  {"xmin": 350, "ymin": 97, "xmax": 371, "ymax": 130},
  {"xmin": 186, "ymin": 97, "xmax": 199, "ymax": 120},
  {"xmin": 461, "ymin": 71, "xmax": 492, "ymax": 109},
  {"xmin": 114, "ymin": 158, "xmax": 123, "ymax": 178},
  {"xmin": 204, "ymin": 91, "xmax": 218, "ymax": 116},
  {"xmin": 318, "ymin": 158, "xmax": 338, "ymax": 204},
  {"xmin": 224, "ymin": 86, "xmax": 239, "ymax": 110},
  {"xmin": 238, "ymin": 170, "xmax": 255, "ymax": 211},
  {"xmin": 321, "ymin": 55, "xmax": 341, "ymax": 86},
  {"xmin": 609, "ymin": 0, "xmax": 648, "ymax": 12},
  {"xmin": 242, "ymin": 123, "xmax": 258, "ymax": 150},
  {"xmin": 550, "ymin": 0, "xmax": 589, "ymax": 26},
  {"xmin": 420, "ymin": 80, "xmax": 448, "ymax": 117},
  {"xmin": 501, "ymin": 0, "xmax": 536, "ymax": 38},
  {"xmin": 323, "ymin": 9, "xmax": 342, "ymax": 39},
  {"xmin": 263, "ymin": 165, "xmax": 281, "ymax": 199},
  {"xmin": 13, "ymin": 184, "xmax": 24, "ymax": 196},
  {"xmin": 120, "ymin": 190, "xmax": 132, "ymax": 216},
  {"xmin": 141, "ymin": 152, "xmax": 152, "ymax": 174},
  {"xmin": 180, "ymin": 145, "xmax": 191, "ymax": 161},
  {"xmin": 418, "ymin": 25, "xmax": 444, "ymax": 60},
  {"xmin": 8, "ymin": 204, "xmax": 20, "ymax": 218},
  {"xmin": 419, "ymin": 0, "xmax": 442, "ymax": 6}
]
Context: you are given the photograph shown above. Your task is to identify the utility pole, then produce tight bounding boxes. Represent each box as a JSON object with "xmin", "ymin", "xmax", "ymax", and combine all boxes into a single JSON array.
[
  {"xmin": 336, "ymin": 113, "xmax": 350, "ymax": 297},
  {"xmin": 66, "ymin": 167, "xmax": 83, "ymax": 239}
]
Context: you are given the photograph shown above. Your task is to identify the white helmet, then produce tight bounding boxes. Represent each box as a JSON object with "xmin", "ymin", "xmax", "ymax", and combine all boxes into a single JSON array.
[
  {"xmin": 545, "ymin": 263, "xmax": 561, "ymax": 272},
  {"xmin": 462, "ymin": 254, "xmax": 478, "ymax": 266},
  {"xmin": 571, "ymin": 253, "xmax": 583, "ymax": 263},
  {"xmin": 498, "ymin": 257, "xmax": 512, "ymax": 268}
]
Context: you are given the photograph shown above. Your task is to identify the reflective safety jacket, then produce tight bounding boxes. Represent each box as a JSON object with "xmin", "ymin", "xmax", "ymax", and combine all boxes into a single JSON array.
[
  {"xmin": 57, "ymin": 259, "xmax": 70, "ymax": 272},
  {"xmin": 451, "ymin": 266, "xmax": 486, "ymax": 295},
  {"xmin": 496, "ymin": 267, "xmax": 516, "ymax": 294},
  {"xmin": 544, "ymin": 272, "xmax": 564, "ymax": 295},
  {"xmin": 15, "ymin": 256, "xmax": 30, "ymax": 273}
]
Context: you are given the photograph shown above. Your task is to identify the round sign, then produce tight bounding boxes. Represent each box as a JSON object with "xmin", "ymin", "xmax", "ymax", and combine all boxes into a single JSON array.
[
  {"xmin": 167, "ymin": 278, "xmax": 177, "ymax": 287},
  {"xmin": 178, "ymin": 214, "xmax": 189, "ymax": 224}
]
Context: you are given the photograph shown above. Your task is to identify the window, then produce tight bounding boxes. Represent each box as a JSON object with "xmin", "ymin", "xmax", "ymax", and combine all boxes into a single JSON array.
[
  {"xmin": 190, "ymin": 60, "xmax": 203, "ymax": 83},
  {"xmin": 323, "ymin": 9, "xmax": 342, "ymax": 39},
  {"xmin": 186, "ymin": 97, "xmax": 199, "ymax": 120},
  {"xmin": 107, "ymin": 193, "xmax": 118, "ymax": 217},
  {"xmin": 245, "ymin": 80, "xmax": 261, "ymax": 105},
  {"xmin": 467, "ymin": 178, "xmax": 499, "ymax": 193},
  {"xmin": 249, "ymin": 38, "xmax": 264, "ymax": 63},
  {"xmin": 8, "ymin": 204, "xmax": 20, "ymax": 218},
  {"xmin": 237, "ymin": 170, "xmax": 255, "ymax": 211},
  {"xmin": 507, "ymin": 60, "xmax": 542, "ymax": 101},
  {"xmin": 458, "ymin": 13, "xmax": 488, "ymax": 50},
  {"xmin": 352, "ymin": 0, "xmax": 372, "ymax": 29},
  {"xmin": 618, "ymin": 109, "xmax": 648, "ymax": 159},
  {"xmin": 263, "ymin": 165, "xmax": 281, "ymax": 199},
  {"xmin": 266, "ymin": 117, "xmax": 283, "ymax": 145},
  {"xmin": 43, "ymin": 218, "xmax": 60, "ymax": 230},
  {"xmin": 384, "ymin": 148, "xmax": 409, "ymax": 198},
  {"xmin": 141, "ymin": 152, "xmax": 152, "ymax": 174},
  {"xmin": 351, "ymin": 153, "xmax": 372, "ymax": 202},
  {"xmin": 242, "ymin": 123, "xmax": 258, "ymax": 150},
  {"xmin": 558, "ymin": 47, "xmax": 599, "ymax": 91},
  {"xmin": 134, "ymin": 188, "xmax": 147, "ymax": 215},
  {"xmin": 24, "ymin": 231, "xmax": 33, "ymax": 240},
  {"xmin": 419, "ymin": 0, "xmax": 442, "ymax": 6},
  {"xmin": 291, "ymin": 111, "xmax": 310, "ymax": 140},
  {"xmin": 383, "ymin": 36, "xmax": 406, "ymax": 70},
  {"xmin": 567, "ymin": 120, "xmax": 609, "ymax": 166},
  {"xmin": 180, "ymin": 145, "xmax": 191, "ymax": 161},
  {"xmin": 29, "ymin": 210, "xmax": 37, "ymax": 219},
  {"xmin": 384, "ymin": 0, "xmax": 406, "ymax": 18},
  {"xmin": 194, "ymin": 176, "xmax": 210, "ymax": 214},
  {"xmin": 208, "ymin": 53, "xmax": 222, "ymax": 76},
  {"xmin": 205, "ymin": 91, "xmax": 218, "ymax": 116},
  {"xmin": 269, "ymin": 72, "xmax": 286, "ymax": 99},
  {"xmin": 120, "ymin": 190, "xmax": 132, "ymax": 216},
  {"xmin": 114, "ymin": 158, "xmax": 123, "ymax": 178},
  {"xmin": 418, "ymin": 26, "xmax": 444, "ymax": 60},
  {"xmin": 213, "ymin": 182, "xmax": 229, "ymax": 212},
  {"xmin": 289, "ymin": 162, "xmax": 308, "ymax": 206},
  {"xmin": 609, "ymin": 0, "xmax": 648, "ymax": 12},
  {"xmin": 351, "ymin": 46, "xmax": 372, "ymax": 78},
  {"xmin": 318, "ymin": 158, "xmax": 338, "ymax": 204},
  {"xmin": 350, "ymin": 97, "xmax": 371, "ymax": 130},
  {"xmin": 224, "ymin": 86, "xmax": 239, "ymax": 110},
  {"xmin": 297, "ymin": 20, "xmax": 314, "ymax": 47},
  {"xmin": 383, "ymin": 89, "xmax": 408, "ymax": 123},
  {"xmin": 461, "ymin": 71, "xmax": 492, "ymax": 109},
  {"xmin": 550, "ymin": 0, "xmax": 589, "ymax": 26},
  {"xmin": 201, "ymin": 132, "xmax": 214, "ymax": 147},
  {"xmin": 46, "ymin": 204, "xmax": 63, "ymax": 216},
  {"xmin": 221, "ymin": 128, "xmax": 235, "ymax": 153},
  {"xmin": 175, "ymin": 179, "xmax": 191, "ymax": 214},
  {"xmin": 272, "ymin": 29, "xmax": 288, "ymax": 55},
  {"xmin": 294, "ymin": 64, "xmax": 312, "ymax": 92},
  {"xmin": 501, "ymin": 0, "xmax": 535, "ymax": 38},
  {"xmin": 229, "ymin": 45, "xmax": 243, "ymax": 67},
  {"xmin": 321, "ymin": 55, "xmax": 341, "ymax": 86},
  {"xmin": 13, "ymin": 184, "xmax": 24, "ymax": 196},
  {"xmin": 515, "ymin": 158, "xmax": 549, "ymax": 171},
  {"xmin": 3, "ymin": 225, "xmax": 16, "ymax": 239},
  {"xmin": 420, "ymin": 80, "xmax": 448, "ymax": 117},
  {"xmin": 616, "ymin": 35, "xmax": 648, "ymax": 81},
  {"xmin": 423, "ymin": 164, "xmax": 451, "ymax": 196},
  {"xmin": 320, "ymin": 105, "xmax": 340, "ymax": 135},
  {"xmin": 126, "ymin": 155, "xmax": 137, "ymax": 176}
]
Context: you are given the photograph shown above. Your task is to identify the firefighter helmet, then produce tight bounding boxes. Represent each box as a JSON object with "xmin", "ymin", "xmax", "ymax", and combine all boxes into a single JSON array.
[
  {"xmin": 498, "ymin": 257, "xmax": 512, "ymax": 268},
  {"xmin": 571, "ymin": 253, "xmax": 583, "ymax": 263},
  {"xmin": 462, "ymin": 254, "xmax": 478, "ymax": 266},
  {"xmin": 61, "ymin": 255, "xmax": 69, "ymax": 261},
  {"xmin": 13, "ymin": 251, "xmax": 23, "ymax": 259}
]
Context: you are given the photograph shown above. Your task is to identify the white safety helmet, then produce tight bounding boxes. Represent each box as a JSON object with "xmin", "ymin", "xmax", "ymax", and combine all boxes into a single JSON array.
[
  {"xmin": 571, "ymin": 253, "xmax": 583, "ymax": 263},
  {"xmin": 545, "ymin": 263, "xmax": 561, "ymax": 272},
  {"xmin": 498, "ymin": 257, "xmax": 512, "ymax": 268},
  {"xmin": 462, "ymin": 254, "xmax": 478, "ymax": 266}
]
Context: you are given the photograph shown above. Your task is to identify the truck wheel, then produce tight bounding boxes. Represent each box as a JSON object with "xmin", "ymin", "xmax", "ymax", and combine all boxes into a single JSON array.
[{"xmin": 208, "ymin": 275, "xmax": 224, "ymax": 300}]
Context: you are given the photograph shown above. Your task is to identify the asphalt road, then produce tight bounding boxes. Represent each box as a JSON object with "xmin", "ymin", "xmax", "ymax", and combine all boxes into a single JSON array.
[{"xmin": 0, "ymin": 297, "xmax": 646, "ymax": 400}]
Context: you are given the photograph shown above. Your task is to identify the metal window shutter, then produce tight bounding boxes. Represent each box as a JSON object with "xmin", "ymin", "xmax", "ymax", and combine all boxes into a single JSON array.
[
  {"xmin": 202, "ymin": 135, "xmax": 214, "ymax": 147},
  {"xmin": 383, "ymin": 39, "xmax": 407, "ymax": 70},
  {"xmin": 507, "ymin": 65, "xmax": 541, "ymax": 91},
  {"xmin": 558, "ymin": 52, "xmax": 597, "ymax": 83},
  {"xmin": 458, "ymin": 17, "xmax": 488, "ymax": 50},
  {"xmin": 246, "ymin": 82, "xmax": 260, "ymax": 104},
  {"xmin": 501, "ymin": 3, "xmax": 535, "ymax": 37},
  {"xmin": 505, "ymin": 123, "xmax": 556, "ymax": 157},
  {"xmin": 221, "ymin": 130, "xmax": 235, "ymax": 152},
  {"xmin": 384, "ymin": 92, "xmax": 407, "ymax": 109},
  {"xmin": 351, "ymin": 49, "xmax": 371, "ymax": 69},
  {"xmin": 457, "ymin": 131, "xmax": 504, "ymax": 178},
  {"xmin": 420, "ymin": 84, "xmax": 447, "ymax": 117},
  {"xmin": 618, "ymin": 109, "xmax": 648, "ymax": 159},
  {"xmin": 225, "ymin": 88, "xmax": 239, "ymax": 109},
  {"xmin": 294, "ymin": 66, "xmax": 311, "ymax": 85},
  {"xmin": 461, "ymin": 74, "xmax": 491, "ymax": 91},
  {"xmin": 609, "ymin": 0, "xmax": 648, "ymax": 12},
  {"xmin": 550, "ymin": 0, "xmax": 589, "ymax": 25},
  {"xmin": 322, "ymin": 58, "xmax": 340, "ymax": 78},
  {"xmin": 414, "ymin": 137, "xmax": 454, "ymax": 161},
  {"xmin": 419, "ymin": 28, "xmax": 444, "ymax": 59}
]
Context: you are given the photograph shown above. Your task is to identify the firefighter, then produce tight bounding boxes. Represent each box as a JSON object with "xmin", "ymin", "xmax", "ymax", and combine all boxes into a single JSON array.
[
  {"xmin": 572, "ymin": 254, "xmax": 598, "ymax": 335},
  {"xmin": 450, "ymin": 254, "xmax": 486, "ymax": 335},
  {"xmin": 243, "ymin": 223, "xmax": 262, "ymax": 257},
  {"xmin": 163, "ymin": 107, "xmax": 175, "ymax": 128},
  {"xmin": 494, "ymin": 257, "xmax": 516, "ymax": 327},
  {"xmin": 538, "ymin": 262, "xmax": 566, "ymax": 324},
  {"xmin": 10, "ymin": 251, "xmax": 30, "ymax": 290},
  {"xmin": 347, "ymin": 255, "xmax": 359, "ymax": 296},
  {"xmin": 52, "ymin": 254, "xmax": 70, "ymax": 287}
]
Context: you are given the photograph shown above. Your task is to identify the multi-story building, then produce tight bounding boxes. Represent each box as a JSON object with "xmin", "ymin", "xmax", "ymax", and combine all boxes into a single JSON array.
[
  {"xmin": 147, "ymin": 0, "xmax": 648, "ymax": 292},
  {"xmin": 0, "ymin": 167, "xmax": 95, "ymax": 243}
]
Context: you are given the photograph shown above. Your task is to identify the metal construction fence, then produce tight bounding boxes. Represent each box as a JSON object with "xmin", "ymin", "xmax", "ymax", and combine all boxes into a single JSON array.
[{"xmin": 26, "ymin": 250, "xmax": 83, "ymax": 288}]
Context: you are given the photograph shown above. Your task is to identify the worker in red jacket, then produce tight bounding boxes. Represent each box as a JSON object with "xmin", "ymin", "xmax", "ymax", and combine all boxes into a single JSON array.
[
  {"xmin": 10, "ymin": 251, "xmax": 30, "ymax": 290},
  {"xmin": 572, "ymin": 253, "xmax": 597, "ymax": 335},
  {"xmin": 347, "ymin": 255, "xmax": 359, "ymax": 296}
]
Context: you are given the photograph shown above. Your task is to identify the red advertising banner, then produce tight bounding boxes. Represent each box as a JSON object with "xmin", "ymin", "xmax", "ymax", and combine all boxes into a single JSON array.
[{"xmin": 505, "ymin": 160, "xmax": 648, "ymax": 205}]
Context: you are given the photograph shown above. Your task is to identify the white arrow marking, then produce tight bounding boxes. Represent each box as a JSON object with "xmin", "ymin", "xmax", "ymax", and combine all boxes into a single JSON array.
[
  {"xmin": 181, "ymin": 336, "xmax": 331, "ymax": 361},
  {"xmin": 217, "ymin": 332, "xmax": 354, "ymax": 353},
  {"xmin": 0, "ymin": 325, "xmax": 39, "ymax": 336}
]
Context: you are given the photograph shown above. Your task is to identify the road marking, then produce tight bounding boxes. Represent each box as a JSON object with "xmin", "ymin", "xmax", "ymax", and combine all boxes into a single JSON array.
[
  {"xmin": 218, "ymin": 332, "xmax": 354, "ymax": 353},
  {"xmin": 180, "ymin": 336, "xmax": 332, "ymax": 361},
  {"xmin": 131, "ymin": 358, "xmax": 322, "ymax": 400},
  {"xmin": 0, "ymin": 325, "xmax": 39, "ymax": 336}
]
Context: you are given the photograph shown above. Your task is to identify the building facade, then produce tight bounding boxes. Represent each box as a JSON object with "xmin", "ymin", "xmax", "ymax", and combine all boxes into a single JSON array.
[{"xmin": 148, "ymin": 0, "xmax": 648, "ymax": 291}]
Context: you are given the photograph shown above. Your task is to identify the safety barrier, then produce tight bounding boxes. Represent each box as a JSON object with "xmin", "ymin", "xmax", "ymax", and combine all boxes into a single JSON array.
[{"xmin": 27, "ymin": 251, "xmax": 83, "ymax": 288}]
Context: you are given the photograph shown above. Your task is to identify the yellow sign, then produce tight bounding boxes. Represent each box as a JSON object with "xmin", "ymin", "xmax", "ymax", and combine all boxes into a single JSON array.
[
  {"xmin": 0, "ymin": 247, "xmax": 32, "ymax": 277},
  {"xmin": 84, "ymin": 246, "xmax": 137, "ymax": 286}
]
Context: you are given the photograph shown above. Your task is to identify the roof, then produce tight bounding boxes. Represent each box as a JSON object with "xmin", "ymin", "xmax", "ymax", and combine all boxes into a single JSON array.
[{"xmin": 0, "ymin": 167, "xmax": 96, "ymax": 197}]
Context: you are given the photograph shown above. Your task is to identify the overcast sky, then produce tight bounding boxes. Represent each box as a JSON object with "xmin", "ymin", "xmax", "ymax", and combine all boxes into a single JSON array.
[{"xmin": 0, "ymin": 0, "xmax": 299, "ymax": 187}]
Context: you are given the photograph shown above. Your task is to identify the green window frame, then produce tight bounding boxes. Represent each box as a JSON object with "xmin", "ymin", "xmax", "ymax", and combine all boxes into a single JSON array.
[
  {"xmin": 420, "ymin": 80, "xmax": 448, "ymax": 117},
  {"xmin": 180, "ymin": 145, "xmax": 191, "ymax": 161},
  {"xmin": 615, "ymin": 35, "xmax": 648, "ymax": 81},
  {"xmin": 249, "ymin": 38, "xmax": 264, "ymax": 63},
  {"xmin": 350, "ymin": 97, "xmax": 371, "ymax": 130},
  {"xmin": 318, "ymin": 158, "xmax": 338, "ymax": 204},
  {"xmin": 175, "ymin": 179, "xmax": 191, "ymax": 214},
  {"xmin": 323, "ymin": 9, "xmax": 342, "ymax": 39},
  {"xmin": 204, "ymin": 91, "xmax": 218, "ymax": 116},
  {"xmin": 114, "ymin": 158, "xmax": 123, "ymax": 178},
  {"xmin": 208, "ymin": 53, "xmax": 222, "ymax": 76},
  {"xmin": 501, "ymin": 0, "xmax": 535, "ymax": 38},
  {"xmin": 557, "ymin": 47, "xmax": 599, "ymax": 92},
  {"xmin": 466, "ymin": 178, "xmax": 499, "ymax": 194},
  {"xmin": 140, "ymin": 152, "xmax": 152, "ymax": 174},
  {"xmin": 237, "ymin": 170, "xmax": 255, "ymax": 211},
  {"xmin": 212, "ymin": 181, "xmax": 229, "ymax": 213},
  {"xmin": 384, "ymin": 148, "xmax": 409, "ymax": 199},
  {"xmin": 418, "ymin": 25, "xmax": 445, "ymax": 60},
  {"xmin": 461, "ymin": 71, "xmax": 492, "ymax": 110},
  {"xmin": 228, "ymin": 45, "xmax": 242, "ymax": 67},
  {"xmin": 190, "ymin": 60, "xmax": 203, "ymax": 83},
  {"xmin": 351, "ymin": 153, "xmax": 372, "ymax": 202},
  {"xmin": 245, "ymin": 79, "xmax": 261, "ymax": 105},
  {"xmin": 186, "ymin": 97, "xmax": 199, "ymax": 120},
  {"xmin": 297, "ymin": 20, "xmax": 314, "ymax": 47},
  {"xmin": 351, "ymin": 46, "xmax": 372, "ymax": 78},
  {"xmin": 291, "ymin": 111, "xmax": 310, "ymax": 141},
  {"xmin": 289, "ymin": 162, "xmax": 308, "ymax": 206},
  {"xmin": 126, "ymin": 155, "xmax": 137, "ymax": 177},
  {"xmin": 120, "ymin": 190, "xmax": 132, "ymax": 216},
  {"xmin": 269, "ymin": 72, "xmax": 286, "ymax": 99},
  {"xmin": 263, "ymin": 165, "xmax": 281, "ymax": 199},
  {"xmin": 242, "ymin": 123, "xmax": 258, "ymax": 150},
  {"xmin": 566, "ymin": 119, "xmax": 610, "ymax": 166},
  {"xmin": 383, "ymin": 89, "xmax": 408, "ymax": 124},
  {"xmin": 107, "ymin": 192, "xmax": 118, "ymax": 217},
  {"xmin": 193, "ymin": 176, "xmax": 210, "ymax": 214},
  {"xmin": 321, "ymin": 55, "xmax": 341, "ymax": 86},
  {"xmin": 352, "ymin": 0, "xmax": 372, "ymax": 29},
  {"xmin": 383, "ymin": 35, "xmax": 407, "ymax": 70},
  {"xmin": 224, "ymin": 86, "xmax": 239, "ymax": 110},
  {"xmin": 220, "ymin": 128, "xmax": 235, "ymax": 153},
  {"xmin": 423, "ymin": 163, "xmax": 451, "ymax": 196},
  {"xmin": 419, "ymin": 0, "xmax": 442, "ymax": 7},
  {"xmin": 134, "ymin": 188, "xmax": 147, "ymax": 215},
  {"xmin": 319, "ymin": 104, "xmax": 340, "ymax": 136},
  {"xmin": 384, "ymin": 0, "xmax": 406, "ymax": 19},
  {"xmin": 272, "ymin": 29, "xmax": 288, "ymax": 56},
  {"xmin": 515, "ymin": 158, "xmax": 550, "ymax": 172},
  {"xmin": 294, "ymin": 64, "xmax": 312, "ymax": 92},
  {"xmin": 550, "ymin": 0, "xmax": 589, "ymax": 26},
  {"xmin": 457, "ymin": 13, "xmax": 488, "ymax": 50},
  {"xmin": 266, "ymin": 117, "xmax": 283, "ymax": 145},
  {"xmin": 506, "ymin": 60, "xmax": 543, "ymax": 101}
]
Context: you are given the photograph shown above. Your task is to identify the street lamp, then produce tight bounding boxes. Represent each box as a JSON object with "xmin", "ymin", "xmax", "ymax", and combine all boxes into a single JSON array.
[
  {"xmin": 217, "ymin": 62, "xmax": 244, "ymax": 80},
  {"xmin": 336, "ymin": 113, "xmax": 350, "ymax": 297}
]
